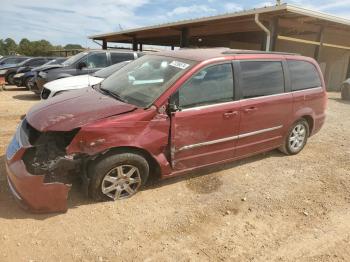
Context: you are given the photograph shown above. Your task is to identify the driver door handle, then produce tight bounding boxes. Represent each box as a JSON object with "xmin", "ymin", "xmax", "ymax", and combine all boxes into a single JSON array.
[{"xmin": 223, "ymin": 111, "xmax": 238, "ymax": 118}]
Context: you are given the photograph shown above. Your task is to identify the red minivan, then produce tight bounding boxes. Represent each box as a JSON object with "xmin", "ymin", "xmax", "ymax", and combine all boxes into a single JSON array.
[{"xmin": 5, "ymin": 48, "xmax": 327, "ymax": 212}]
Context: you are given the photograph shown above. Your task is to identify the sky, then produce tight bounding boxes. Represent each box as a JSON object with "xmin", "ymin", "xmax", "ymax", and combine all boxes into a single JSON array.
[{"xmin": 1, "ymin": 0, "xmax": 350, "ymax": 48}]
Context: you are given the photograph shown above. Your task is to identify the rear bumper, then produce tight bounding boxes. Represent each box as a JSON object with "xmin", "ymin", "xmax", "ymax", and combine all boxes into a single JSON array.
[{"xmin": 5, "ymin": 148, "xmax": 71, "ymax": 213}]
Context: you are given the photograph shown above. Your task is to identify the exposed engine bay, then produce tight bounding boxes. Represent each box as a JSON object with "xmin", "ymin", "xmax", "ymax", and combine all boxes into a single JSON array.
[{"xmin": 21, "ymin": 119, "xmax": 82, "ymax": 184}]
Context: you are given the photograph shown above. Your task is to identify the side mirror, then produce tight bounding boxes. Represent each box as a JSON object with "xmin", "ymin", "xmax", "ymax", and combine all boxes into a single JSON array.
[
  {"xmin": 77, "ymin": 61, "xmax": 87, "ymax": 70},
  {"xmin": 168, "ymin": 103, "xmax": 179, "ymax": 113},
  {"xmin": 167, "ymin": 93, "xmax": 180, "ymax": 113}
]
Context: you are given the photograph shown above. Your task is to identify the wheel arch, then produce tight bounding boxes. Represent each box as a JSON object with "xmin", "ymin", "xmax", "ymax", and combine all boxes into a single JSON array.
[
  {"xmin": 87, "ymin": 146, "xmax": 162, "ymax": 180},
  {"xmin": 300, "ymin": 115, "xmax": 314, "ymax": 136}
]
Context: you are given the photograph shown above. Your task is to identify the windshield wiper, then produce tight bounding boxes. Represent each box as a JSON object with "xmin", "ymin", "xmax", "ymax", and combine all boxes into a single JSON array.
[{"xmin": 99, "ymin": 86, "xmax": 128, "ymax": 103}]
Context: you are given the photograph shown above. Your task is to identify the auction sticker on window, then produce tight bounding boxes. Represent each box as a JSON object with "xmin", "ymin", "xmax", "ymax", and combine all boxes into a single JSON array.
[{"xmin": 170, "ymin": 61, "xmax": 190, "ymax": 69}]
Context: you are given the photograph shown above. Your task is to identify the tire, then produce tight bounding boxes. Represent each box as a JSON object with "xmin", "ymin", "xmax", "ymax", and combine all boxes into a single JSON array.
[
  {"xmin": 341, "ymin": 84, "xmax": 350, "ymax": 100},
  {"xmin": 88, "ymin": 152, "xmax": 149, "ymax": 201},
  {"xmin": 279, "ymin": 119, "xmax": 309, "ymax": 155},
  {"xmin": 6, "ymin": 73, "xmax": 15, "ymax": 85},
  {"xmin": 24, "ymin": 77, "xmax": 33, "ymax": 90}
]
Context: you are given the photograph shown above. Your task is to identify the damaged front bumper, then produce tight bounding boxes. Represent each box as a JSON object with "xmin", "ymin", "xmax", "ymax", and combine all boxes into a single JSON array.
[
  {"xmin": 6, "ymin": 149, "xmax": 71, "ymax": 213},
  {"xmin": 5, "ymin": 120, "xmax": 78, "ymax": 213}
]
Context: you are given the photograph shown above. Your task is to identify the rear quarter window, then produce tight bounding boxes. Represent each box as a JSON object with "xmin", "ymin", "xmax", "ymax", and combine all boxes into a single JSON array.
[{"xmin": 287, "ymin": 60, "xmax": 322, "ymax": 91}]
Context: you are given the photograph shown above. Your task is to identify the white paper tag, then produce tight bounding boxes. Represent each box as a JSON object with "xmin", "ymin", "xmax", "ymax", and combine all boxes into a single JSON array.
[{"xmin": 169, "ymin": 61, "xmax": 190, "ymax": 69}]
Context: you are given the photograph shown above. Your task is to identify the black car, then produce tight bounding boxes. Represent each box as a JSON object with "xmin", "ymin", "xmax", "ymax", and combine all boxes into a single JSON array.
[
  {"xmin": 13, "ymin": 57, "xmax": 65, "ymax": 88},
  {"xmin": 0, "ymin": 56, "xmax": 30, "ymax": 68},
  {"xmin": 34, "ymin": 50, "xmax": 142, "ymax": 94},
  {"xmin": 0, "ymin": 57, "xmax": 53, "ymax": 85}
]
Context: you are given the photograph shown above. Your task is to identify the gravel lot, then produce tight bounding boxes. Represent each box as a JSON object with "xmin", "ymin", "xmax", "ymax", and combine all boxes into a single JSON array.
[{"xmin": 0, "ymin": 86, "xmax": 349, "ymax": 262}]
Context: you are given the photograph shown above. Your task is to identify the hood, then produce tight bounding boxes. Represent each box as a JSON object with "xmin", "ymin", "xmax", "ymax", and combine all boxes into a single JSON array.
[
  {"xmin": 33, "ymin": 64, "xmax": 63, "ymax": 72},
  {"xmin": 26, "ymin": 87, "xmax": 137, "ymax": 132},
  {"xmin": 17, "ymin": 66, "xmax": 30, "ymax": 73},
  {"xmin": 44, "ymin": 75, "xmax": 103, "ymax": 93},
  {"xmin": 0, "ymin": 64, "xmax": 17, "ymax": 70}
]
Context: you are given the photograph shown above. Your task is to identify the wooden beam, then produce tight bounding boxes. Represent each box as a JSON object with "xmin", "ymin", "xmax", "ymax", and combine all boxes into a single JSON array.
[
  {"xmin": 314, "ymin": 26, "xmax": 324, "ymax": 61},
  {"xmin": 132, "ymin": 37, "xmax": 138, "ymax": 51},
  {"xmin": 102, "ymin": 40, "xmax": 107, "ymax": 50},
  {"xmin": 278, "ymin": 35, "xmax": 350, "ymax": 51},
  {"xmin": 268, "ymin": 17, "xmax": 279, "ymax": 51},
  {"xmin": 180, "ymin": 28, "xmax": 189, "ymax": 48}
]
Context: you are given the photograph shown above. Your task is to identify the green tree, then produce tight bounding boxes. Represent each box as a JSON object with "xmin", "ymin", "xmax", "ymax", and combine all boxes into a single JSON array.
[
  {"xmin": 18, "ymin": 38, "xmax": 31, "ymax": 55},
  {"xmin": 0, "ymin": 40, "xmax": 6, "ymax": 56},
  {"xmin": 64, "ymin": 44, "xmax": 83, "ymax": 50},
  {"xmin": 4, "ymin": 38, "xmax": 17, "ymax": 55}
]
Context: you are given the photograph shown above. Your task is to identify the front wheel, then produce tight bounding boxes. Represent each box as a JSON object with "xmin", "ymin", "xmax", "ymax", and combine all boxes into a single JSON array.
[
  {"xmin": 24, "ymin": 77, "xmax": 33, "ymax": 90},
  {"xmin": 6, "ymin": 73, "xmax": 15, "ymax": 85},
  {"xmin": 279, "ymin": 119, "xmax": 309, "ymax": 155},
  {"xmin": 88, "ymin": 153, "xmax": 149, "ymax": 201}
]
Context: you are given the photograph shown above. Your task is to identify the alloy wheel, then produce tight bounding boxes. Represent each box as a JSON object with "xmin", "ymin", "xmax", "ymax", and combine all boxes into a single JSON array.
[
  {"xmin": 101, "ymin": 164, "xmax": 142, "ymax": 200},
  {"xmin": 289, "ymin": 124, "xmax": 306, "ymax": 152}
]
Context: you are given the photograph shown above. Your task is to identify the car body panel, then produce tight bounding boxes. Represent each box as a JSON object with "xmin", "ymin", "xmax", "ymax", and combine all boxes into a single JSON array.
[
  {"xmin": 43, "ymin": 75, "xmax": 103, "ymax": 97},
  {"xmin": 26, "ymin": 87, "xmax": 137, "ymax": 132}
]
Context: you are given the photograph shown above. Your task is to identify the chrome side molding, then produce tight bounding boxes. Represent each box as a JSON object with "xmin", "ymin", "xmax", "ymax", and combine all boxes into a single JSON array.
[{"xmin": 177, "ymin": 125, "xmax": 283, "ymax": 152}]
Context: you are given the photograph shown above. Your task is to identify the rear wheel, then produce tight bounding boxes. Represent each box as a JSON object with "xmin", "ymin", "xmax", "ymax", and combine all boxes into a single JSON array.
[
  {"xmin": 88, "ymin": 153, "xmax": 149, "ymax": 201},
  {"xmin": 279, "ymin": 119, "xmax": 309, "ymax": 155},
  {"xmin": 341, "ymin": 84, "xmax": 350, "ymax": 100}
]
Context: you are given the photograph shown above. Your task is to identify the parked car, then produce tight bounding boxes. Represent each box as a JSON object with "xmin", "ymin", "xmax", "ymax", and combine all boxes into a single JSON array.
[
  {"xmin": 0, "ymin": 56, "xmax": 30, "ymax": 68},
  {"xmin": 341, "ymin": 78, "xmax": 350, "ymax": 100},
  {"xmin": 41, "ymin": 60, "xmax": 130, "ymax": 99},
  {"xmin": 0, "ymin": 57, "xmax": 54, "ymax": 85},
  {"xmin": 13, "ymin": 57, "xmax": 57, "ymax": 87},
  {"xmin": 34, "ymin": 50, "xmax": 142, "ymax": 95},
  {"xmin": 26, "ymin": 58, "xmax": 67, "ymax": 91},
  {"xmin": 13, "ymin": 58, "xmax": 67, "ymax": 89},
  {"xmin": 5, "ymin": 48, "xmax": 327, "ymax": 213}
]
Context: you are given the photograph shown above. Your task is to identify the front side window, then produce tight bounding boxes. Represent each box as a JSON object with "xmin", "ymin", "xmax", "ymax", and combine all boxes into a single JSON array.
[
  {"xmin": 84, "ymin": 53, "xmax": 108, "ymax": 68},
  {"xmin": 240, "ymin": 61, "xmax": 284, "ymax": 99},
  {"xmin": 287, "ymin": 60, "xmax": 322, "ymax": 91},
  {"xmin": 100, "ymin": 55, "xmax": 195, "ymax": 107},
  {"xmin": 177, "ymin": 63, "xmax": 234, "ymax": 109}
]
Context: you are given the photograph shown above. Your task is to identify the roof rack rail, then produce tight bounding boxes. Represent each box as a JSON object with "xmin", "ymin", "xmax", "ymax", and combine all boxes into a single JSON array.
[{"xmin": 221, "ymin": 50, "xmax": 299, "ymax": 55}]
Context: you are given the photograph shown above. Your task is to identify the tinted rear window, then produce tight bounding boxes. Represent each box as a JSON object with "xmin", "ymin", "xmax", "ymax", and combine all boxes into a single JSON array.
[
  {"xmin": 240, "ymin": 61, "xmax": 285, "ymax": 99},
  {"xmin": 287, "ymin": 60, "xmax": 322, "ymax": 91},
  {"xmin": 111, "ymin": 52, "xmax": 135, "ymax": 64}
]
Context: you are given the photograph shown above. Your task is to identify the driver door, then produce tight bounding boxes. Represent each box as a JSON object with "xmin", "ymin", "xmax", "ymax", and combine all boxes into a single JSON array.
[{"xmin": 170, "ymin": 63, "xmax": 241, "ymax": 171}]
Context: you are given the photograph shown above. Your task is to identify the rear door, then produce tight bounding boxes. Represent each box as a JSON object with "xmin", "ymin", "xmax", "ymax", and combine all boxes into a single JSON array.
[
  {"xmin": 236, "ymin": 59, "xmax": 293, "ymax": 157},
  {"xmin": 170, "ymin": 62, "xmax": 241, "ymax": 170}
]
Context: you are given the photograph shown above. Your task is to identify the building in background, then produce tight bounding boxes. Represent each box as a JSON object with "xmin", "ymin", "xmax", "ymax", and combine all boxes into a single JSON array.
[{"xmin": 90, "ymin": 4, "xmax": 350, "ymax": 91}]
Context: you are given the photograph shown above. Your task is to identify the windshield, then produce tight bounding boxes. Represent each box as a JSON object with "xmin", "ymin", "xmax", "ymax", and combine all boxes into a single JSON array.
[
  {"xmin": 3, "ymin": 57, "xmax": 28, "ymax": 65},
  {"xmin": 62, "ymin": 52, "xmax": 87, "ymax": 66},
  {"xmin": 93, "ymin": 61, "xmax": 130, "ymax": 78},
  {"xmin": 18, "ymin": 58, "xmax": 32, "ymax": 66},
  {"xmin": 100, "ymin": 55, "xmax": 195, "ymax": 108}
]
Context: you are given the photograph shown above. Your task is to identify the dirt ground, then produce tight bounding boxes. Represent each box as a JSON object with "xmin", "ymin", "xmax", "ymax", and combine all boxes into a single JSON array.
[{"xmin": 0, "ymin": 86, "xmax": 349, "ymax": 262}]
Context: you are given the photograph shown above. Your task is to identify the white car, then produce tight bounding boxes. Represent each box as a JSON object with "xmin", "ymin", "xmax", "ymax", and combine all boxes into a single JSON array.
[
  {"xmin": 41, "ymin": 61, "xmax": 130, "ymax": 99},
  {"xmin": 341, "ymin": 78, "xmax": 350, "ymax": 100}
]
